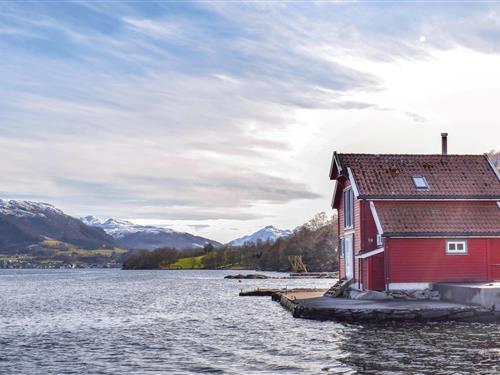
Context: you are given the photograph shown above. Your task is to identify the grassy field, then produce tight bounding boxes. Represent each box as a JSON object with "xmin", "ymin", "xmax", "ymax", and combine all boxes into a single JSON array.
[
  {"xmin": 0, "ymin": 254, "xmax": 33, "ymax": 261},
  {"xmin": 1, "ymin": 238, "xmax": 129, "ymax": 268},
  {"xmin": 163, "ymin": 255, "xmax": 205, "ymax": 269},
  {"xmin": 37, "ymin": 239, "xmax": 128, "ymax": 257},
  {"xmin": 160, "ymin": 256, "xmax": 246, "ymax": 270}
]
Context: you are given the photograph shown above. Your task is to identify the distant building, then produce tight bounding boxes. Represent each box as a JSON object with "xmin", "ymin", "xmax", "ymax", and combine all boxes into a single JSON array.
[{"xmin": 330, "ymin": 134, "xmax": 500, "ymax": 291}]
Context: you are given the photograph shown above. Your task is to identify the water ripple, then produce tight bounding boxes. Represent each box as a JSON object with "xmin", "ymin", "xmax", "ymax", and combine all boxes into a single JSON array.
[{"xmin": 0, "ymin": 269, "xmax": 499, "ymax": 374}]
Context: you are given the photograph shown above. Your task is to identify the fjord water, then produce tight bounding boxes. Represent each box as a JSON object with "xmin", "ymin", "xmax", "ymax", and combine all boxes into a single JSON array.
[{"xmin": 1, "ymin": 270, "xmax": 499, "ymax": 374}]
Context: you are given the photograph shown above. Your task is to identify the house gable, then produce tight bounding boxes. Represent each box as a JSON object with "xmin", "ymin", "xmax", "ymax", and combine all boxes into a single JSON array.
[{"xmin": 330, "ymin": 152, "xmax": 361, "ymax": 209}]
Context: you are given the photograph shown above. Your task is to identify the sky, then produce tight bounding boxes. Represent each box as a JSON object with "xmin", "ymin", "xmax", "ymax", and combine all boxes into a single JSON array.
[{"xmin": 0, "ymin": 1, "xmax": 499, "ymax": 243}]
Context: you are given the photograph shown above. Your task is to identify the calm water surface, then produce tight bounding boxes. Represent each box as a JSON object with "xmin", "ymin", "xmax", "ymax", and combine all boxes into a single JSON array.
[{"xmin": 1, "ymin": 269, "xmax": 499, "ymax": 374}]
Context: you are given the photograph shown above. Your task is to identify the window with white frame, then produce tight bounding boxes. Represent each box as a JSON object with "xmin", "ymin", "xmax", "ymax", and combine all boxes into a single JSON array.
[
  {"xmin": 446, "ymin": 240, "xmax": 467, "ymax": 254},
  {"xmin": 343, "ymin": 188, "xmax": 354, "ymax": 229}
]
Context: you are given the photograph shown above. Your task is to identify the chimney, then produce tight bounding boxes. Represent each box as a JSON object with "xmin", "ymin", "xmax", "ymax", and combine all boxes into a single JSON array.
[{"xmin": 441, "ymin": 133, "xmax": 448, "ymax": 155}]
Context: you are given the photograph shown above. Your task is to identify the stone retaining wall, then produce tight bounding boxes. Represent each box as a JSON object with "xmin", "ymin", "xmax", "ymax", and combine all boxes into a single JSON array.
[
  {"xmin": 345, "ymin": 288, "xmax": 441, "ymax": 301},
  {"xmin": 274, "ymin": 293, "xmax": 500, "ymax": 323}
]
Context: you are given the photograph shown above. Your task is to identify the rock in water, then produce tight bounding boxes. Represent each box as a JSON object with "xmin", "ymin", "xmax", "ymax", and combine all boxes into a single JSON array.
[{"xmin": 224, "ymin": 274, "xmax": 269, "ymax": 279}]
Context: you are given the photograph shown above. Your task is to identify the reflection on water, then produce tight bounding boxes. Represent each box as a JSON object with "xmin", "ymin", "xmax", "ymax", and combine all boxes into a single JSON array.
[
  {"xmin": 0, "ymin": 269, "xmax": 498, "ymax": 374},
  {"xmin": 340, "ymin": 322, "xmax": 500, "ymax": 374}
]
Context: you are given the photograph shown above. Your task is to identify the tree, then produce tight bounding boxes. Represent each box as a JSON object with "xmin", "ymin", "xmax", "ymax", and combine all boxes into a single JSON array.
[
  {"xmin": 203, "ymin": 243, "xmax": 215, "ymax": 254},
  {"xmin": 305, "ymin": 212, "xmax": 330, "ymax": 231},
  {"xmin": 121, "ymin": 212, "xmax": 340, "ymax": 272}
]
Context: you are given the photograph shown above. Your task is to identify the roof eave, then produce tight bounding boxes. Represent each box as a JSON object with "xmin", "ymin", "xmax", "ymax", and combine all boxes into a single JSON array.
[
  {"xmin": 384, "ymin": 232, "xmax": 500, "ymax": 238},
  {"xmin": 361, "ymin": 195, "xmax": 500, "ymax": 200},
  {"xmin": 329, "ymin": 151, "xmax": 343, "ymax": 180},
  {"xmin": 331, "ymin": 178, "xmax": 346, "ymax": 209}
]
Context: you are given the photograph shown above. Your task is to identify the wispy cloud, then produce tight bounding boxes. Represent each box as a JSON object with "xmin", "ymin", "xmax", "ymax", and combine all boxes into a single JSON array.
[
  {"xmin": 0, "ymin": 1, "xmax": 499, "ymax": 241},
  {"xmin": 122, "ymin": 17, "xmax": 190, "ymax": 42}
]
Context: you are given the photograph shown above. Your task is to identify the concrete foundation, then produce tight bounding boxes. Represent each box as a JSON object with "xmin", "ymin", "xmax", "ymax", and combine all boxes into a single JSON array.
[
  {"xmin": 272, "ymin": 291, "xmax": 500, "ymax": 322},
  {"xmin": 433, "ymin": 282, "xmax": 500, "ymax": 310}
]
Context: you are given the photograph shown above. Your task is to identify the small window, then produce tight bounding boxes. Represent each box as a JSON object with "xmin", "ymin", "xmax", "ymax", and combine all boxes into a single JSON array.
[
  {"xmin": 376, "ymin": 234, "xmax": 383, "ymax": 247},
  {"xmin": 412, "ymin": 176, "xmax": 429, "ymax": 190},
  {"xmin": 446, "ymin": 240, "xmax": 467, "ymax": 254},
  {"xmin": 343, "ymin": 188, "xmax": 354, "ymax": 229}
]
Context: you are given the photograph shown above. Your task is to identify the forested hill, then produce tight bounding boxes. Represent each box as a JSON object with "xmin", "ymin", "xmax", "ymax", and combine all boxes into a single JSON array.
[{"xmin": 122, "ymin": 213, "xmax": 339, "ymax": 272}]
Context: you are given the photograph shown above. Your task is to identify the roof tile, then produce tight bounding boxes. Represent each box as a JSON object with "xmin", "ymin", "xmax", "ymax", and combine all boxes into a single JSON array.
[
  {"xmin": 336, "ymin": 154, "xmax": 500, "ymax": 198},
  {"xmin": 375, "ymin": 202, "xmax": 500, "ymax": 236}
]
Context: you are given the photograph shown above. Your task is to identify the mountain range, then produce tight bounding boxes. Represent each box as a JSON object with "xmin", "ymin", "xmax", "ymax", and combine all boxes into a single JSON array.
[
  {"xmin": 81, "ymin": 216, "xmax": 221, "ymax": 250},
  {"xmin": 0, "ymin": 198, "xmax": 292, "ymax": 254},
  {"xmin": 81, "ymin": 217, "xmax": 292, "ymax": 249},
  {"xmin": 227, "ymin": 225, "xmax": 291, "ymax": 246},
  {"xmin": 0, "ymin": 199, "xmax": 113, "ymax": 253}
]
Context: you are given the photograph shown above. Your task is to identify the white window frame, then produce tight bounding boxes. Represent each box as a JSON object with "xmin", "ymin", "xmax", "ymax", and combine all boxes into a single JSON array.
[
  {"xmin": 412, "ymin": 175, "xmax": 429, "ymax": 190},
  {"xmin": 343, "ymin": 187, "xmax": 354, "ymax": 229},
  {"xmin": 376, "ymin": 234, "xmax": 383, "ymax": 247},
  {"xmin": 446, "ymin": 240, "xmax": 467, "ymax": 255}
]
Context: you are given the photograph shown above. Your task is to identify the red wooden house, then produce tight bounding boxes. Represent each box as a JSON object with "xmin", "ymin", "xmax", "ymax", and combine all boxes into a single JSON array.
[{"xmin": 330, "ymin": 134, "xmax": 500, "ymax": 291}]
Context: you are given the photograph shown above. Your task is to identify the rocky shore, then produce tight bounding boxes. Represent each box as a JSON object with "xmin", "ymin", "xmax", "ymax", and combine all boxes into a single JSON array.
[
  {"xmin": 225, "ymin": 274, "xmax": 270, "ymax": 279},
  {"xmin": 225, "ymin": 272, "xmax": 338, "ymax": 280}
]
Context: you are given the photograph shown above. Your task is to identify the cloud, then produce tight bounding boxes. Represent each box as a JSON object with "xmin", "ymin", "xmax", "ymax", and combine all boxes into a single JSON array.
[
  {"xmin": 1, "ymin": 1, "xmax": 500, "ymax": 241},
  {"xmin": 122, "ymin": 17, "xmax": 186, "ymax": 40},
  {"xmin": 188, "ymin": 224, "xmax": 210, "ymax": 231}
]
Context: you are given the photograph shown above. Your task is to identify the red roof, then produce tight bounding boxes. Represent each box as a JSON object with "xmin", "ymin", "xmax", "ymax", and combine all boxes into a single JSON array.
[
  {"xmin": 374, "ymin": 202, "xmax": 500, "ymax": 237},
  {"xmin": 331, "ymin": 153, "xmax": 500, "ymax": 199}
]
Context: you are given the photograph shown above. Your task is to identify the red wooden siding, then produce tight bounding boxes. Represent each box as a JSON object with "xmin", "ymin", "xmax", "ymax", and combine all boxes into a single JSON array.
[
  {"xmin": 337, "ymin": 180, "xmax": 350, "ymax": 280},
  {"xmin": 371, "ymin": 253, "xmax": 385, "ymax": 291},
  {"xmin": 361, "ymin": 258, "xmax": 369, "ymax": 288},
  {"xmin": 355, "ymin": 200, "xmax": 380, "ymax": 287},
  {"xmin": 338, "ymin": 252, "xmax": 345, "ymax": 280},
  {"xmin": 354, "ymin": 199, "xmax": 361, "ymax": 284},
  {"xmin": 337, "ymin": 180, "xmax": 381, "ymax": 285},
  {"xmin": 337, "ymin": 180, "xmax": 351, "ymax": 238},
  {"xmin": 338, "ymin": 179, "xmax": 364, "ymax": 283},
  {"xmin": 487, "ymin": 239, "xmax": 500, "ymax": 280},
  {"xmin": 360, "ymin": 200, "xmax": 378, "ymax": 252},
  {"xmin": 363, "ymin": 253, "xmax": 385, "ymax": 291},
  {"xmin": 337, "ymin": 181, "xmax": 345, "ymax": 280},
  {"xmin": 386, "ymin": 238, "xmax": 493, "ymax": 283},
  {"xmin": 354, "ymin": 199, "xmax": 361, "ymax": 254},
  {"xmin": 336, "ymin": 194, "xmax": 500, "ymax": 288}
]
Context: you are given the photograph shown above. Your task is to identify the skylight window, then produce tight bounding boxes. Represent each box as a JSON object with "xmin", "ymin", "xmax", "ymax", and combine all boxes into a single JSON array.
[{"xmin": 412, "ymin": 176, "xmax": 429, "ymax": 190}]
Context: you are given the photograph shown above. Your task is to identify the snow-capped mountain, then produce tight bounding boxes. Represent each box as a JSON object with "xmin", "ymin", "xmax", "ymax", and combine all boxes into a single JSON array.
[
  {"xmin": 227, "ymin": 225, "xmax": 291, "ymax": 247},
  {"xmin": 0, "ymin": 200, "xmax": 114, "ymax": 252},
  {"xmin": 0, "ymin": 199, "xmax": 64, "ymax": 218},
  {"xmin": 81, "ymin": 216, "xmax": 173, "ymax": 238},
  {"xmin": 81, "ymin": 216, "xmax": 221, "ymax": 250}
]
